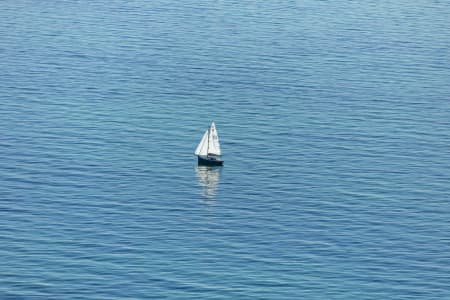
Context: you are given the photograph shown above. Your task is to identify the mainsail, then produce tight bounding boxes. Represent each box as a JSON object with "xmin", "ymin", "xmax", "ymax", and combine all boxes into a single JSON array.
[
  {"xmin": 195, "ymin": 122, "xmax": 221, "ymax": 156},
  {"xmin": 208, "ymin": 122, "xmax": 221, "ymax": 155}
]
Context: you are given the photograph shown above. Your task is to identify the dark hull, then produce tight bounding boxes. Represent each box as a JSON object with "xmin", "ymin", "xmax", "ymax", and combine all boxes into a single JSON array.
[{"xmin": 198, "ymin": 155, "xmax": 224, "ymax": 166}]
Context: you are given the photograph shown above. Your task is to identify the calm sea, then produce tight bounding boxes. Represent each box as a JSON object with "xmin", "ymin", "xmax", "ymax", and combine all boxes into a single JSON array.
[{"xmin": 1, "ymin": 1, "xmax": 450, "ymax": 299}]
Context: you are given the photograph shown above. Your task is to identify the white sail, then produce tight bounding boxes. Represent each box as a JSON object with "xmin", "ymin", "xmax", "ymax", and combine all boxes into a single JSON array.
[
  {"xmin": 208, "ymin": 122, "xmax": 221, "ymax": 155},
  {"xmin": 195, "ymin": 130, "xmax": 209, "ymax": 156},
  {"xmin": 195, "ymin": 122, "xmax": 222, "ymax": 156}
]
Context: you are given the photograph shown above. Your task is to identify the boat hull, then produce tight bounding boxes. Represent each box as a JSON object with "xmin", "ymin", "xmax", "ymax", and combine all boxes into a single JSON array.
[{"xmin": 198, "ymin": 155, "xmax": 224, "ymax": 166}]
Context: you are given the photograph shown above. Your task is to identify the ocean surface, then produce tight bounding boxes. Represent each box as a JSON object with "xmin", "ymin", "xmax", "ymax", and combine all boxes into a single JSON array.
[{"xmin": 1, "ymin": 1, "xmax": 450, "ymax": 299}]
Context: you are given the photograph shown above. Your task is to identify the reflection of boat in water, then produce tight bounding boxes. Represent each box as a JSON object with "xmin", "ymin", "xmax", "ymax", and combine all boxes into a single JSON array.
[{"xmin": 196, "ymin": 165, "xmax": 221, "ymax": 200}]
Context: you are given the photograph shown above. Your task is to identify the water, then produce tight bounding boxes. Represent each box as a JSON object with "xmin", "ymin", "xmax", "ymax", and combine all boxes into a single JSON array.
[{"xmin": 1, "ymin": 1, "xmax": 450, "ymax": 299}]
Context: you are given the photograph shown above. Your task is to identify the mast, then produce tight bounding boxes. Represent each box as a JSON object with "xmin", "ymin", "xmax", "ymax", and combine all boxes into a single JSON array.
[{"xmin": 207, "ymin": 126, "xmax": 210, "ymax": 155}]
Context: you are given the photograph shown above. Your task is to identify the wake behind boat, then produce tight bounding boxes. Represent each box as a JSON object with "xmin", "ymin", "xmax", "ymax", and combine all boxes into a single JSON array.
[{"xmin": 195, "ymin": 122, "xmax": 224, "ymax": 166}]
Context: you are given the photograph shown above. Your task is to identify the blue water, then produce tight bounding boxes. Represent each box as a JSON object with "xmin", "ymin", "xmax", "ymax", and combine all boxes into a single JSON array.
[{"xmin": 1, "ymin": 1, "xmax": 450, "ymax": 299}]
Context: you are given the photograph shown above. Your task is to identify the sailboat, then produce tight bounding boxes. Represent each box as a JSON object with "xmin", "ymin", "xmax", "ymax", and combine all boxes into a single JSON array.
[{"xmin": 195, "ymin": 122, "xmax": 224, "ymax": 166}]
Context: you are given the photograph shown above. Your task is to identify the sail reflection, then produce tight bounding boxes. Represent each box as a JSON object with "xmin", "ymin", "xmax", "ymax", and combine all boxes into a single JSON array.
[{"xmin": 196, "ymin": 165, "xmax": 221, "ymax": 201}]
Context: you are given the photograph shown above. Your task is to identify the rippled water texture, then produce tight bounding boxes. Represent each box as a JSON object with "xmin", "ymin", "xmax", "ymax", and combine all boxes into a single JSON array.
[{"xmin": 1, "ymin": 1, "xmax": 450, "ymax": 299}]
